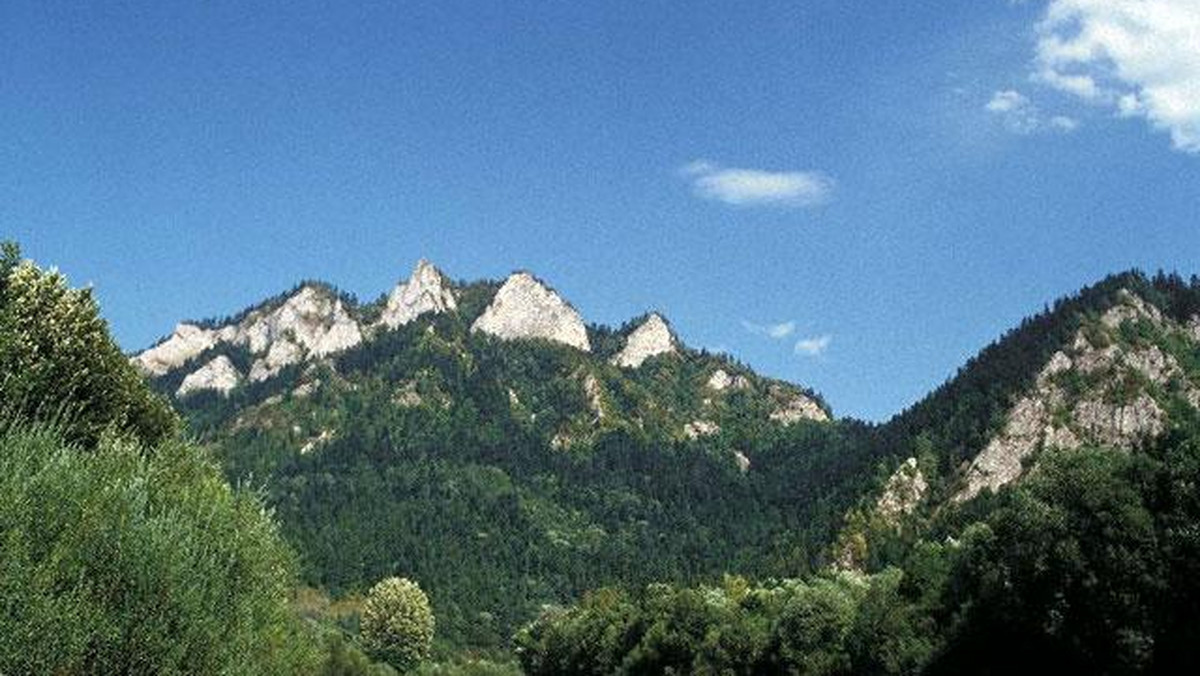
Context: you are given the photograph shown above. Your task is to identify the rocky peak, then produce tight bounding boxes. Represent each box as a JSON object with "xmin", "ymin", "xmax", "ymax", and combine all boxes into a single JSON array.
[
  {"xmin": 470, "ymin": 272, "xmax": 590, "ymax": 351},
  {"xmin": 240, "ymin": 285, "xmax": 363, "ymax": 357},
  {"xmin": 134, "ymin": 323, "xmax": 221, "ymax": 376},
  {"xmin": 134, "ymin": 284, "xmax": 364, "ymax": 392},
  {"xmin": 876, "ymin": 458, "xmax": 928, "ymax": 518},
  {"xmin": 176, "ymin": 355, "xmax": 241, "ymax": 398},
  {"xmin": 611, "ymin": 313, "xmax": 676, "ymax": 368},
  {"xmin": 377, "ymin": 259, "xmax": 457, "ymax": 329}
]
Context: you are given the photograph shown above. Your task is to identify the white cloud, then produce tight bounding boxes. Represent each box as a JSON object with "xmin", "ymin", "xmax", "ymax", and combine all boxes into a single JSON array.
[
  {"xmin": 741, "ymin": 320, "xmax": 796, "ymax": 340},
  {"xmin": 1033, "ymin": 0, "xmax": 1200, "ymax": 153},
  {"xmin": 985, "ymin": 89, "xmax": 1079, "ymax": 134},
  {"xmin": 986, "ymin": 89, "xmax": 1030, "ymax": 113},
  {"xmin": 682, "ymin": 160, "xmax": 834, "ymax": 207},
  {"xmin": 794, "ymin": 334, "xmax": 832, "ymax": 357}
]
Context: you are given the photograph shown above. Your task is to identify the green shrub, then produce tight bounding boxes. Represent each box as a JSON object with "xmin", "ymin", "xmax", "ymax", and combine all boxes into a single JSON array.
[
  {"xmin": 0, "ymin": 424, "xmax": 317, "ymax": 674},
  {"xmin": 361, "ymin": 577, "xmax": 436, "ymax": 672}
]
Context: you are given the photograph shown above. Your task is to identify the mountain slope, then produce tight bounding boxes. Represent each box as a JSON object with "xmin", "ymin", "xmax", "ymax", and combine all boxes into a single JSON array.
[
  {"xmin": 838, "ymin": 271, "xmax": 1200, "ymax": 569},
  {"xmin": 133, "ymin": 260, "xmax": 855, "ymax": 652}
]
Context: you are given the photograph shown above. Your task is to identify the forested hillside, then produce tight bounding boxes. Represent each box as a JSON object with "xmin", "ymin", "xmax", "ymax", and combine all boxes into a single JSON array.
[
  {"xmin": 138, "ymin": 262, "xmax": 876, "ymax": 652},
  {"xmin": 137, "ymin": 249, "xmax": 1200, "ymax": 671}
]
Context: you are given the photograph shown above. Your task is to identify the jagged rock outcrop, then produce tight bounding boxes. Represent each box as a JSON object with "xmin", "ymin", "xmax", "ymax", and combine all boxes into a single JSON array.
[
  {"xmin": 249, "ymin": 339, "xmax": 304, "ymax": 382},
  {"xmin": 956, "ymin": 291, "xmax": 1196, "ymax": 502},
  {"xmin": 684, "ymin": 420, "xmax": 720, "ymax": 439},
  {"xmin": 769, "ymin": 388, "xmax": 829, "ymax": 425},
  {"xmin": 240, "ymin": 286, "xmax": 362, "ymax": 357},
  {"xmin": 134, "ymin": 323, "xmax": 222, "ymax": 376},
  {"xmin": 136, "ymin": 285, "xmax": 363, "ymax": 389},
  {"xmin": 612, "ymin": 314, "xmax": 676, "ymax": 368},
  {"xmin": 377, "ymin": 259, "xmax": 457, "ymax": 329},
  {"xmin": 471, "ymin": 273, "xmax": 590, "ymax": 351},
  {"xmin": 707, "ymin": 369, "xmax": 749, "ymax": 392},
  {"xmin": 733, "ymin": 450, "xmax": 751, "ymax": 473},
  {"xmin": 876, "ymin": 458, "xmax": 928, "ymax": 518},
  {"xmin": 300, "ymin": 428, "xmax": 335, "ymax": 455},
  {"xmin": 583, "ymin": 374, "xmax": 606, "ymax": 421},
  {"xmin": 393, "ymin": 381, "xmax": 423, "ymax": 408},
  {"xmin": 176, "ymin": 355, "xmax": 241, "ymax": 398}
]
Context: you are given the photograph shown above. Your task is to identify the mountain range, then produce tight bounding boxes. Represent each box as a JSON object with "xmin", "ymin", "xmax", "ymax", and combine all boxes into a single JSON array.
[{"xmin": 132, "ymin": 262, "xmax": 1200, "ymax": 655}]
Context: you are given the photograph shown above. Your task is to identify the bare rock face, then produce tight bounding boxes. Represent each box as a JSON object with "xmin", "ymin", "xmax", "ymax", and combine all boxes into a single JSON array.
[
  {"xmin": 956, "ymin": 291, "xmax": 1195, "ymax": 502},
  {"xmin": 393, "ymin": 381, "xmax": 423, "ymax": 408},
  {"xmin": 611, "ymin": 314, "xmax": 676, "ymax": 368},
  {"xmin": 707, "ymin": 369, "xmax": 750, "ymax": 392},
  {"xmin": 1189, "ymin": 316, "xmax": 1200, "ymax": 342},
  {"xmin": 176, "ymin": 355, "xmax": 241, "ymax": 398},
  {"xmin": 134, "ymin": 323, "xmax": 221, "ymax": 376},
  {"xmin": 733, "ymin": 450, "xmax": 751, "ymax": 473},
  {"xmin": 769, "ymin": 387, "xmax": 829, "ymax": 425},
  {"xmin": 134, "ymin": 285, "xmax": 364, "ymax": 388},
  {"xmin": 249, "ymin": 339, "xmax": 304, "ymax": 382},
  {"xmin": 239, "ymin": 286, "xmax": 362, "ymax": 357},
  {"xmin": 377, "ymin": 259, "xmax": 457, "ymax": 329},
  {"xmin": 1101, "ymin": 290, "xmax": 1162, "ymax": 329},
  {"xmin": 877, "ymin": 458, "xmax": 928, "ymax": 519},
  {"xmin": 1073, "ymin": 394, "xmax": 1165, "ymax": 447},
  {"xmin": 471, "ymin": 273, "xmax": 590, "ymax": 351},
  {"xmin": 684, "ymin": 420, "xmax": 720, "ymax": 439},
  {"xmin": 583, "ymin": 374, "xmax": 606, "ymax": 421}
]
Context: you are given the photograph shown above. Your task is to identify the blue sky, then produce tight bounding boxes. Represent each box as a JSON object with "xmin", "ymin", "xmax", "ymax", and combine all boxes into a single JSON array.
[{"xmin": 4, "ymin": 0, "xmax": 1198, "ymax": 421}]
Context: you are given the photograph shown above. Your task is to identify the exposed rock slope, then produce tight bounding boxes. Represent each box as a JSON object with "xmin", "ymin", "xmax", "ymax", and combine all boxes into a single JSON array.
[
  {"xmin": 136, "ymin": 284, "xmax": 363, "ymax": 393},
  {"xmin": 956, "ymin": 290, "xmax": 1199, "ymax": 501},
  {"xmin": 471, "ymin": 273, "xmax": 590, "ymax": 351},
  {"xmin": 612, "ymin": 314, "xmax": 676, "ymax": 368},
  {"xmin": 377, "ymin": 259, "xmax": 457, "ymax": 329},
  {"xmin": 177, "ymin": 355, "xmax": 241, "ymax": 398}
]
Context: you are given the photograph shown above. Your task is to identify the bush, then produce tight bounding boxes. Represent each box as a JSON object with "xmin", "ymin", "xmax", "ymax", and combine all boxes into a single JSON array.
[
  {"xmin": 0, "ymin": 424, "xmax": 317, "ymax": 674},
  {"xmin": 361, "ymin": 577, "xmax": 436, "ymax": 672}
]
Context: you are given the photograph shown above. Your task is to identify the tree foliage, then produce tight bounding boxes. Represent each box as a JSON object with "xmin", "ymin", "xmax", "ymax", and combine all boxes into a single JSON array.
[
  {"xmin": 361, "ymin": 577, "xmax": 436, "ymax": 672},
  {"xmin": 0, "ymin": 425, "xmax": 317, "ymax": 674},
  {"xmin": 0, "ymin": 242, "xmax": 177, "ymax": 446}
]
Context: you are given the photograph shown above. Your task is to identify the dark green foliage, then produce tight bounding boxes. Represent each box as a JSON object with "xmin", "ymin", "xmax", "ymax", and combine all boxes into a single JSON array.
[
  {"xmin": 518, "ymin": 427, "xmax": 1200, "ymax": 674},
  {"xmin": 156, "ymin": 280, "xmax": 866, "ymax": 653},
  {"xmin": 515, "ymin": 571, "xmax": 934, "ymax": 675},
  {"xmin": 0, "ymin": 242, "xmax": 178, "ymax": 447}
]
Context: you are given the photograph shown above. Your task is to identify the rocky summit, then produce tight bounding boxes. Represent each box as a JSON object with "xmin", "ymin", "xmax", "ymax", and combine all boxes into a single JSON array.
[
  {"xmin": 611, "ymin": 313, "xmax": 676, "ymax": 368},
  {"xmin": 135, "ymin": 284, "xmax": 363, "ymax": 395},
  {"xmin": 470, "ymin": 272, "xmax": 591, "ymax": 351},
  {"xmin": 377, "ymin": 259, "xmax": 457, "ymax": 329}
]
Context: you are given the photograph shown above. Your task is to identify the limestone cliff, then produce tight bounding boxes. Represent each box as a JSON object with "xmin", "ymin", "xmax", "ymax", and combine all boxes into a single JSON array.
[
  {"xmin": 177, "ymin": 355, "xmax": 241, "ymax": 398},
  {"xmin": 377, "ymin": 259, "xmax": 457, "ymax": 329},
  {"xmin": 956, "ymin": 290, "xmax": 1199, "ymax": 501},
  {"xmin": 471, "ymin": 272, "xmax": 590, "ymax": 351},
  {"xmin": 611, "ymin": 314, "xmax": 676, "ymax": 368}
]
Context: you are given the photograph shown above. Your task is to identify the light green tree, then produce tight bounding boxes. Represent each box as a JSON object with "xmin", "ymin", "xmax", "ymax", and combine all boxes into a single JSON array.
[
  {"xmin": 0, "ymin": 241, "xmax": 177, "ymax": 446},
  {"xmin": 361, "ymin": 577, "xmax": 436, "ymax": 672}
]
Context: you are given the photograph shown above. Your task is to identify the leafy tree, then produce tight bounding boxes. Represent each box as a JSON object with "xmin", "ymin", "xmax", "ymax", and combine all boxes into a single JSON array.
[
  {"xmin": 0, "ymin": 242, "xmax": 177, "ymax": 446},
  {"xmin": 362, "ymin": 577, "xmax": 436, "ymax": 672}
]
